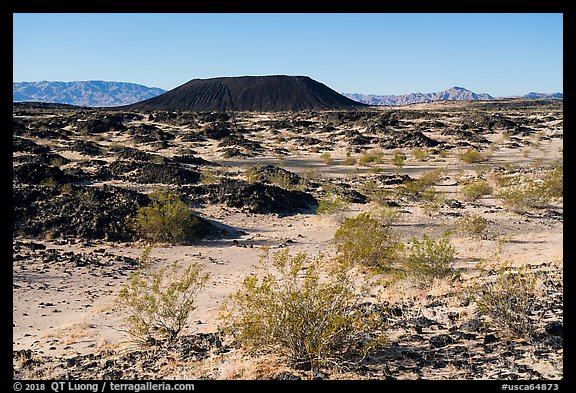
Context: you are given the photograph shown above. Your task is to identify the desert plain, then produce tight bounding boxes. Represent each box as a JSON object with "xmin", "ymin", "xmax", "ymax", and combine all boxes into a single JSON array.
[{"xmin": 13, "ymin": 99, "xmax": 563, "ymax": 380}]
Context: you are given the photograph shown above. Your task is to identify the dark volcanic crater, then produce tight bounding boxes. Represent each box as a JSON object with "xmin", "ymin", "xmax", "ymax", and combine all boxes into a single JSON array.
[{"xmin": 125, "ymin": 75, "xmax": 368, "ymax": 112}]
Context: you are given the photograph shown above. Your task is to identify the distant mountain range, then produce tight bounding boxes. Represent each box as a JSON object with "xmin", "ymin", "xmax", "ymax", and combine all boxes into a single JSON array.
[
  {"xmin": 521, "ymin": 92, "xmax": 564, "ymax": 99},
  {"xmin": 343, "ymin": 86, "xmax": 562, "ymax": 106},
  {"xmin": 13, "ymin": 81, "xmax": 166, "ymax": 107},
  {"xmin": 12, "ymin": 80, "xmax": 562, "ymax": 108}
]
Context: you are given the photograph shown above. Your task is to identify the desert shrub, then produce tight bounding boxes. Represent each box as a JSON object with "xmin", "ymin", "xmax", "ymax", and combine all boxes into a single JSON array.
[
  {"xmin": 199, "ymin": 168, "xmax": 218, "ymax": 184},
  {"xmin": 220, "ymin": 249, "xmax": 386, "ymax": 372},
  {"xmin": 398, "ymin": 169, "xmax": 443, "ymax": 201},
  {"xmin": 39, "ymin": 176, "xmax": 58, "ymax": 187},
  {"xmin": 334, "ymin": 212, "xmax": 403, "ymax": 273},
  {"xmin": 412, "ymin": 147, "xmax": 428, "ymax": 161},
  {"xmin": 60, "ymin": 182, "xmax": 74, "ymax": 195},
  {"xmin": 343, "ymin": 153, "xmax": 357, "ymax": 166},
  {"xmin": 371, "ymin": 206, "xmax": 402, "ymax": 226},
  {"xmin": 132, "ymin": 188, "xmax": 201, "ymax": 244},
  {"xmin": 299, "ymin": 168, "xmax": 320, "ymax": 184},
  {"xmin": 496, "ymin": 164, "xmax": 562, "ymax": 211},
  {"xmin": 360, "ymin": 180, "xmax": 392, "ymax": 205},
  {"xmin": 391, "ymin": 150, "xmax": 406, "ymax": 171},
  {"xmin": 542, "ymin": 159, "xmax": 563, "ymax": 198},
  {"xmin": 243, "ymin": 166, "xmax": 260, "ymax": 183},
  {"xmin": 316, "ymin": 191, "xmax": 349, "ymax": 216},
  {"xmin": 460, "ymin": 179, "xmax": 493, "ymax": 201},
  {"xmin": 359, "ymin": 149, "xmax": 384, "ymax": 166},
  {"xmin": 454, "ymin": 213, "xmax": 489, "ymax": 239},
  {"xmin": 268, "ymin": 171, "xmax": 297, "ymax": 190},
  {"xmin": 117, "ymin": 246, "xmax": 210, "ymax": 344},
  {"xmin": 459, "ymin": 148, "xmax": 486, "ymax": 164},
  {"xmin": 402, "ymin": 232, "xmax": 456, "ymax": 286},
  {"xmin": 472, "ymin": 263, "xmax": 539, "ymax": 338},
  {"xmin": 320, "ymin": 152, "xmax": 333, "ymax": 165}
]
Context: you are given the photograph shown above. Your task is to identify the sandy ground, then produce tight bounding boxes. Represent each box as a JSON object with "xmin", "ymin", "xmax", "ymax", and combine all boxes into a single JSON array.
[{"xmin": 13, "ymin": 101, "xmax": 563, "ymax": 379}]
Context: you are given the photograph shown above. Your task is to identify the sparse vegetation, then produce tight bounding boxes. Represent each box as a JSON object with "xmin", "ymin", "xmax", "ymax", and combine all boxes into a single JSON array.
[
  {"xmin": 268, "ymin": 171, "xmax": 297, "ymax": 190},
  {"xmin": 398, "ymin": 169, "xmax": 443, "ymax": 201},
  {"xmin": 199, "ymin": 168, "xmax": 218, "ymax": 184},
  {"xmin": 472, "ymin": 262, "xmax": 539, "ymax": 338},
  {"xmin": 454, "ymin": 213, "xmax": 490, "ymax": 239},
  {"xmin": 320, "ymin": 152, "xmax": 333, "ymax": 165},
  {"xmin": 243, "ymin": 166, "xmax": 260, "ymax": 183},
  {"xmin": 496, "ymin": 162, "xmax": 563, "ymax": 211},
  {"xmin": 360, "ymin": 179, "xmax": 392, "ymax": 206},
  {"xmin": 460, "ymin": 179, "xmax": 493, "ymax": 202},
  {"xmin": 220, "ymin": 248, "xmax": 386, "ymax": 372},
  {"xmin": 391, "ymin": 150, "xmax": 406, "ymax": 172},
  {"xmin": 402, "ymin": 232, "xmax": 456, "ymax": 286},
  {"xmin": 316, "ymin": 191, "xmax": 349, "ymax": 217},
  {"xmin": 333, "ymin": 212, "xmax": 403, "ymax": 273},
  {"xmin": 359, "ymin": 149, "xmax": 384, "ymax": 166},
  {"xmin": 343, "ymin": 152, "xmax": 357, "ymax": 166},
  {"xmin": 117, "ymin": 246, "xmax": 210, "ymax": 344},
  {"xmin": 459, "ymin": 148, "xmax": 486, "ymax": 164},
  {"xmin": 132, "ymin": 188, "xmax": 201, "ymax": 244},
  {"xmin": 412, "ymin": 147, "xmax": 428, "ymax": 161}
]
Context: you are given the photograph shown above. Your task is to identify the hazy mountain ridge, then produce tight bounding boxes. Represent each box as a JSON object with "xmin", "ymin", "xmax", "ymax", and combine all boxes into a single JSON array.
[
  {"xmin": 13, "ymin": 81, "xmax": 166, "ymax": 107},
  {"xmin": 344, "ymin": 87, "xmax": 562, "ymax": 106},
  {"xmin": 522, "ymin": 92, "xmax": 563, "ymax": 99},
  {"xmin": 344, "ymin": 86, "xmax": 494, "ymax": 106}
]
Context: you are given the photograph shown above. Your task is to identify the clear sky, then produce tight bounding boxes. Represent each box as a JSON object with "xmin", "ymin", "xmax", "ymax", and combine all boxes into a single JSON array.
[{"xmin": 13, "ymin": 13, "xmax": 563, "ymax": 96}]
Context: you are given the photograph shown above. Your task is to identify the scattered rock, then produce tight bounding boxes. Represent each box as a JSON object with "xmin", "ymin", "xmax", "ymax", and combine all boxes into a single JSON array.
[{"xmin": 545, "ymin": 321, "xmax": 563, "ymax": 337}]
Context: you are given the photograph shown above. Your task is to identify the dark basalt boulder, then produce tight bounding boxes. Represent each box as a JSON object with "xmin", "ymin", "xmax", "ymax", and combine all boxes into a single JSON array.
[
  {"xmin": 184, "ymin": 180, "xmax": 317, "ymax": 214},
  {"xmin": 247, "ymin": 164, "xmax": 302, "ymax": 187},
  {"xmin": 109, "ymin": 146, "xmax": 168, "ymax": 163},
  {"xmin": 75, "ymin": 114, "xmax": 126, "ymax": 133},
  {"xmin": 380, "ymin": 130, "xmax": 441, "ymax": 149},
  {"xmin": 13, "ymin": 162, "xmax": 74, "ymax": 184},
  {"xmin": 70, "ymin": 140, "xmax": 105, "ymax": 156},
  {"xmin": 127, "ymin": 123, "xmax": 175, "ymax": 143},
  {"xmin": 13, "ymin": 137, "xmax": 51, "ymax": 154},
  {"xmin": 106, "ymin": 160, "xmax": 201, "ymax": 185},
  {"xmin": 13, "ymin": 184, "xmax": 148, "ymax": 241}
]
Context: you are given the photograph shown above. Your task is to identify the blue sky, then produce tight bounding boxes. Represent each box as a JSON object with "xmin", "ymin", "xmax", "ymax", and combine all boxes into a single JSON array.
[{"xmin": 13, "ymin": 13, "xmax": 563, "ymax": 96}]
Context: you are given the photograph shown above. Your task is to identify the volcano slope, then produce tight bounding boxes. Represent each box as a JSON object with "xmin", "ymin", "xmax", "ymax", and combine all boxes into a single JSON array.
[
  {"xmin": 13, "ymin": 99, "xmax": 562, "ymax": 380},
  {"xmin": 124, "ymin": 75, "xmax": 367, "ymax": 112}
]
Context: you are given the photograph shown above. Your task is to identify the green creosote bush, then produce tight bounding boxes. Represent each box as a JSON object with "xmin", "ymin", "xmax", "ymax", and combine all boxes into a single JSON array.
[
  {"xmin": 243, "ymin": 166, "xmax": 260, "ymax": 184},
  {"xmin": 343, "ymin": 152, "xmax": 357, "ymax": 166},
  {"xmin": 132, "ymin": 188, "xmax": 201, "ymax": 244},
  {"xmin": 412, "ymin": 147, "xmax": 428, "ymax": 161},
  {"xmin": 268, "ymin": 171, "xmax": 298, "ymax": 191},
  {"xmin": 402, "ymin": 232, "xmax": 456, "ymax": 286},
  {"xmin": 358, "ymin": 149, "xmax": 385, "ymax": 166},
  {"xmin": 117, "ymin": 246, "xmax": 210, "ymax": 345},
  {"xmin": 472, "ymin": 262, "xmax": 539, "ymax": 339},
  {"xmin": 333, "ymin": 212, "xmax": 404, "ymax": 273},
  {"xmin": 220, "ymin": 248, "xmax": 387, "ymax": 372},
  {"xmin": 460, "ymin": 179, "xmax": 493, "ymax": 202},
  {"xmin": 320, "ymin": 152, "xmax": 333, "ymax": 165},
  {"xmin": 360, "ymin": 180, "xmax": 392, "ymax": 206},
  {"xmin": 40, "ymin": 176, "xmax": 58, "ymax": 187},
  {"xmin": 496, "ymin": 162, "xmax": 562, "ymax": 211},
  {"xmin": 199, "ymin": 168, "xmax": 218, "ymax": 184},
  {"xmin": 316, "ymin": 191, "xmax": 349, "ymax": 217},
  {"xmin": 398, "ymin": 169, "xmax": 443, "ymax": 201},
  {"xmin": 459, "ymin": 148, "xmax": 486, "ymax": 164},
  {"xmin": 391, "ymin": 150, "xmax": 406, "ymax": 171}
]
